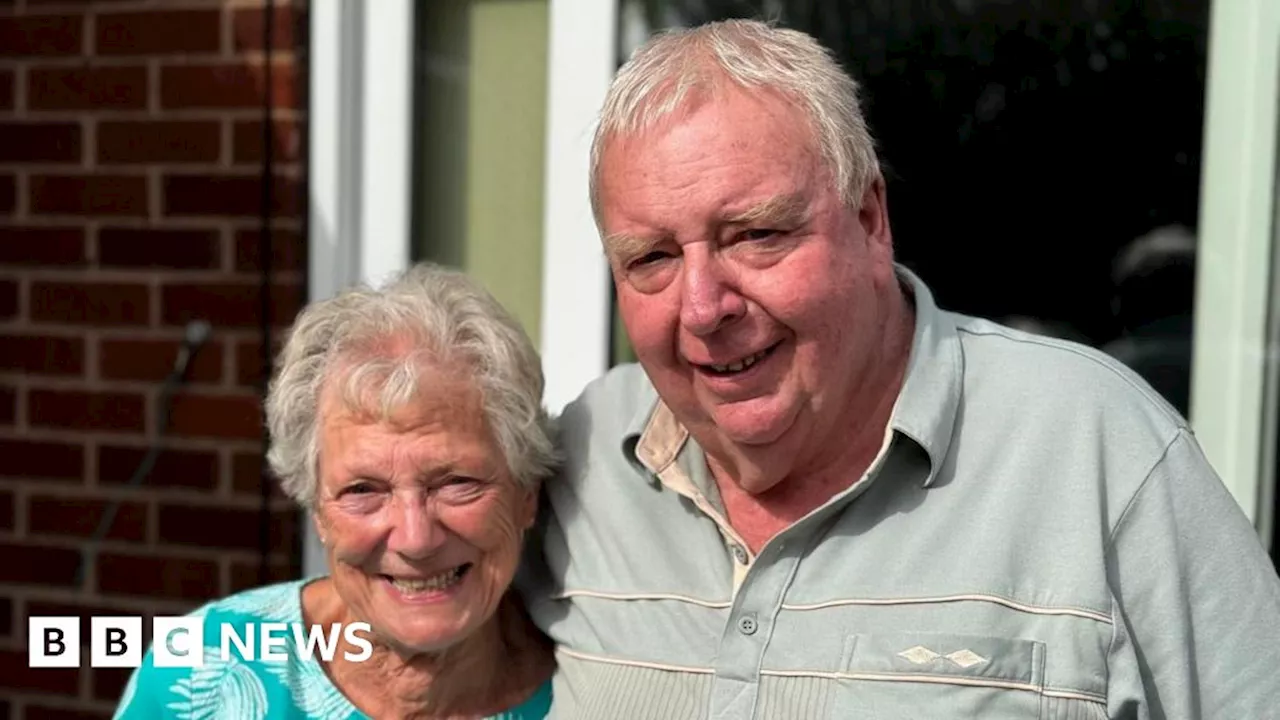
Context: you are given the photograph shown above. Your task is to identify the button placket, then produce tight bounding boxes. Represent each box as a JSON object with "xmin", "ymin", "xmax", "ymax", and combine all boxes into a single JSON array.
[{"xmin": 737, "ymin": 613, "xmax": 758, "ymax": 635}]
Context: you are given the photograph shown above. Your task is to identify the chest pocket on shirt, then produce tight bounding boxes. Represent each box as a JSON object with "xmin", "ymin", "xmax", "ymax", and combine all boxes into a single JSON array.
[{"xmin": 831, "ymin": 632, "xmax": 1045, "ymax": 720}]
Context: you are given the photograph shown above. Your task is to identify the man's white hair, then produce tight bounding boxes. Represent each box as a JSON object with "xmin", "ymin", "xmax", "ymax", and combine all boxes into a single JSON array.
[
  {"xmin": 590, "ymin": 18, "xmax": 879, "ymax": 221},
  {"xmin": 265, "ymin": 263, "xmax": 557, "ymax": 507}
]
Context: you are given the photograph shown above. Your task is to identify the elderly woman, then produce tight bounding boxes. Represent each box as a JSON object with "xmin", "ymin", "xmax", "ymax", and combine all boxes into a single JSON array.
[{"xmin": 115, "ymin": 264, "xmax": 557, "ymax": 719}]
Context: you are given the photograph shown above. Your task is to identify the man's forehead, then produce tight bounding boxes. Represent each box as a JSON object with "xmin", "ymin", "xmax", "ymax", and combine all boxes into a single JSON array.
[{"xmin": 603, "ymin": 189, "xmax": 811, "ymax": 239}]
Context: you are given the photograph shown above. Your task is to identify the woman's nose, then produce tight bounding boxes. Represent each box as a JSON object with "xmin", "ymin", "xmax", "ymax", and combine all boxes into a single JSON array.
[{"xmin": 385, "ymin": 499, "xmax": 448, "ymax": 560}]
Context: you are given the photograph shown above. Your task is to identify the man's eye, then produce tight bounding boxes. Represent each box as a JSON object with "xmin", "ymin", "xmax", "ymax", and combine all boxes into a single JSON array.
[
  {"xmin": 742, "ymin": 228, "xmax": 779, "ymax": 241},
  {"xmin": 630, "ymin": 251, "xmax": 671, "ymax": 268},
  {"xmin": 340, "ymin": 482, "xmax": 376, "ymax": 496}
]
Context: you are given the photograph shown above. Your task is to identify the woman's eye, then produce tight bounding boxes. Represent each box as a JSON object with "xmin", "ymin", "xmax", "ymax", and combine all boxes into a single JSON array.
[
  {"xmin": 340, "ymin": 482, "xmax": 376, "ymax": 496},
  {"xmin": 438, "ymin": 477, "xmax": 485, "ymax": 500}
]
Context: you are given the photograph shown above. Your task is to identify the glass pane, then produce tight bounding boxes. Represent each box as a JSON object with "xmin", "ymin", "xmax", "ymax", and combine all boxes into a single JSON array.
[
  {"xmin": 611, "ymin": 0, "xmax": 1209, "ymax": 419},
  {"xmin": 412, "ymin": 0, "xmax": 550, "ymax": 344}
]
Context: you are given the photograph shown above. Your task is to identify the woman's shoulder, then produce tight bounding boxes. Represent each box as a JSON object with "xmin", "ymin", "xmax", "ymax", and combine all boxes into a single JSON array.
[{"xmin": 113, "ymin": 579, "xmax": 360, "ymax": 720}]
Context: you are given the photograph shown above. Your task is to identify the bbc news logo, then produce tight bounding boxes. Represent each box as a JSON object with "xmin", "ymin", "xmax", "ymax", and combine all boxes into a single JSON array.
[{"xmin": 29, "ymin": 617, "xmax": 374, "ymax": 668}]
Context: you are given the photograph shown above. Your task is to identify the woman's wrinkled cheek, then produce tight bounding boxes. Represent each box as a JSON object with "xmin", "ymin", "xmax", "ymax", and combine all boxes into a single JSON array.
[
  {"xmin": 320, "ymin": 505, "xmax": 387, "ymax": 569},
  {"xmin": 472, "ymin": 490, "xmax": 530, "ymax": 609}
]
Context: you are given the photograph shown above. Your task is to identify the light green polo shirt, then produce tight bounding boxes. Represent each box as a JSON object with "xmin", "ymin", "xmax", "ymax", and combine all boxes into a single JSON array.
[{"xmin": 519, "ymin": 268, "xmax": 1280, "ymax": 719}]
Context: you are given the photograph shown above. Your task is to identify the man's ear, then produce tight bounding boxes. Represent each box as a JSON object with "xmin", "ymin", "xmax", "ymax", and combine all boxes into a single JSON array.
[{"xmin": 858, "ymin": 176, "xmax": 891, "ymax": 249}]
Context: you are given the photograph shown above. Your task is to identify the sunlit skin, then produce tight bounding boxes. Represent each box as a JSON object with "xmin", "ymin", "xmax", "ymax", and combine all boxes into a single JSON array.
[
  {"xmin": 301, "ymin": 362, "xmax": 548, "ymax": 717},
  {"xmin": 598, "ymin": 84, "xmax": 915, "ymax": 551}
]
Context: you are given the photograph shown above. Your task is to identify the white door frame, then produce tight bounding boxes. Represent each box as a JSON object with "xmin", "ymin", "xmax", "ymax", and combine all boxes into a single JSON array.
[
  {"xmin": 1189, "ymin": 0, "xmax": 1280, "ymax": 543},
  {"xmin": 538, "ymin": 0, "xmax": 619, "ymax": 413},
  {"xmin": 304, "ymin": 0, "xmax": 415, "ymax": 577}
]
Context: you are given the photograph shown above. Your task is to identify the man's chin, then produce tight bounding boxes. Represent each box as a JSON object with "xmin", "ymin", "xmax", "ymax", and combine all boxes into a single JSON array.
[{"xmin": 710, "ymin": 402, "xmax": 797, "ymax": 447}]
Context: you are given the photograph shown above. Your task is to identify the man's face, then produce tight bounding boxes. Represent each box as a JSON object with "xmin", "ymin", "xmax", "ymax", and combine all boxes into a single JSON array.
[{"xmin": 597, "ymin": 86, "xmax": 897, "ymax": 493}]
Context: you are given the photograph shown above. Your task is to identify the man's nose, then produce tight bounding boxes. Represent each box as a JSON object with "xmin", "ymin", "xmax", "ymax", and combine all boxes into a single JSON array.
[
  {"xmin": 680, "ymin": 255, "xmax": 747, "ymax": 336},
  {"xmin": 385, "ymin": 497, "xmax": 448, "ymax": 560}
]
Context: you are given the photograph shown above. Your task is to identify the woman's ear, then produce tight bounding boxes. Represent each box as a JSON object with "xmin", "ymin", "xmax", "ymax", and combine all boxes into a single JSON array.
[
  {"xmin": 312, "ymin": 511, "xmax": 328, "ymax": 546},
  {"xmin": 519, "ymin": 483, "xmax": 539, "ymax": 531}
]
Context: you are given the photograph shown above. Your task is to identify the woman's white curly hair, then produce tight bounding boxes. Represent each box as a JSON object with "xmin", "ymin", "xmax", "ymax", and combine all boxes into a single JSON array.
[{"xmin": 265, "ymin": 263, "xmax": 557, "ymax": 507}]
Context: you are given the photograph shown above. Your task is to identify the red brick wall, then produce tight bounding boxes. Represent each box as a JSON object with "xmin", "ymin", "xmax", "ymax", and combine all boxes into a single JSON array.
[{"xmin": 0, "ymin": 1, "xmax": 306, "ymax": 717}]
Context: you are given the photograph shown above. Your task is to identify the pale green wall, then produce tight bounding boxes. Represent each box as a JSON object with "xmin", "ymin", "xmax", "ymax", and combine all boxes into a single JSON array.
[{"xmin": 415, "ymin": 0, "xmax": 549, "ymax": 344}]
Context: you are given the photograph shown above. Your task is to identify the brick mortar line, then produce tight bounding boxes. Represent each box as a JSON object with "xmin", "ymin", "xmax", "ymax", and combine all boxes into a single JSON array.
[
  {"xmin": 0, "ymin": 163, "xmax": 306, "ymax": 176},
  {"xmin": 6, "ymin": 489, "xmax": 296, "ymax": 511},
  {"xmin": 10, "ymin": 587, "xmax": 203, "ymax": 616},
  {"xmin": 0, "ymin": 427, "xmax": 262, "ymax": 451},
  {"xmin": 81, "ymin": 3, "xmax": 94, "ymax": 59},
  {"xmin": 3, "ymin": 695, "xmax": 118, "ymax": 717},
  {"xmin": 0, "ymin": 267, "xmax": 305, "ymax": 282},
  {"xmin": 0, "ymin": 215, "xmax": 303, "ymax": 229},
  {"xmin": 82, "ymin": 318, "xmax": 99, "ymax": 384},
  {"xmin": 0, "ymin": 268, "xmax": 306, "ymax": 282},
  {"xmin": 0, "ymin": 375, "xmax": 264, "ymax": 394},
  {"xmin": 216, "ymin": 446, "xmax": 233, "ymax": 495},
  {"xmin": 0, "ymin": 531, "xmax": 297, "ymax": 560},
  {"xmin": 146, "ymin": 164, "xmax": 161, "ymax": 223},
  {"xmin": 83, "ymin": 433, "xmax": 98, "ymax": 493},
  {"xmin": 24, "ymin": 528, "xmax": 153, "ymax": 551},
  {"xmin": 3, "ymin": 335, "xmax": 270, "ymax": 356},
  {"xmin": 13, "ymin": 57, "xmax": 26, "ymax": 113},
  {"xmin": 4, "ymin": 165, "xmax": 145, "ymax": 176},
  {"xmin": 8, "ymin": 698, "xmax": 118, "ymax": 718},
  {"xmin": 12, "ymin": 480, "xmax": 28, "ymax": 536},
  {"xmin": 15, "ymin": 274, "xmax": 30, "ymax": 326},
  {"xmin": 17, "ymin": 214, "xmax": 307, "ymax": 226},
  {"xmin": 0, "ymin": 109, "xmax": 306, "ymax": 121},
  {"xmin": 145, "ymin": 492, "xmax": 158, "ymax": 545},
  {"xmin": 218, "ymin": 555, "xmax": 232, "ymax": 596},
  {"xmin": 4, "ymin": 161, "xmax": 305, "ymax": 174},
  {"xmin": 219, "ymin": 116, "xmax": 233, "ymax": 167},
  {"xmin": 13, "ymin": 168, "xmax": 28, "ymax": 219},
  {"xmin": 2, "ymin": 374, "xmax": 263, "ymax": 391},
  {"xmin": 146, "ymin": 55, "xmax": 159, "ymax": 115},
  {"xmin": 18, "ymin": 0, "xmax": 299, "ymax": 10},
  {"xmin": 13, "ymin": 371, "xmax": 27, "ymax": 432},
  {"xmin": 0, "ymin": 482, "xmax": 287, "ymax": 507},
  {"xmin": 84, "ymin": 217, "xmax": 99, "ymax": 264},
  {"xmin": 220, "ymin": 223, "xmax": 235, "ymax": 273},
  {"xmin": 82, "ymin": 116, "xmax": 95, "ymax": 170},
  {"xmin": 79, "ymin": 658, "xmax": 96, "ymax": 703},
  {"xmin": 0, "ymin": 53, "xmax": 299, "ymax": 69},
  {"xmin": 220, "ymin": 0, "xmax": 233, "ymax": 58},
  {"xmin": 0, "ymin": 325, "xmax": 269, "ymax": 341}
]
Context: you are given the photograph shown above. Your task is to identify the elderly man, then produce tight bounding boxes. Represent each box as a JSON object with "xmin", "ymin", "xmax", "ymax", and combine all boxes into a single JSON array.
[{"xmin": 520, "ymin": 18, "xmax": 1280, "ymax": 719}]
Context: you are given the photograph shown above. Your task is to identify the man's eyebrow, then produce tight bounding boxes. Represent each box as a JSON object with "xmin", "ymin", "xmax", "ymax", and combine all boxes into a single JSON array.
[
  {"xmin": 724, "ymin": 193, "xmax": 810, "ymax": 226},
  {"xmin": 602, "ymin": 232, "xmax": 659, "ymax": 263}
]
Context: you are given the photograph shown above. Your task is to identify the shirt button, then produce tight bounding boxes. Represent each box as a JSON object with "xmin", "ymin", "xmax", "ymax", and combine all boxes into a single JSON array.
[
  {"xmin": 738, "ymin": 614, "xmax": 758, "ymax": 635},
  {"xmin": 731, "ymin": 545, "xmax": 748, "ymax": 564}
]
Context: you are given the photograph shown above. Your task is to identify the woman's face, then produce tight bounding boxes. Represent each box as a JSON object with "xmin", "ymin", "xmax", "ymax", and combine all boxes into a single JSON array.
[{"xmin": 313, "ymin": 368, "xmax": 535, "ymax": 656}]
